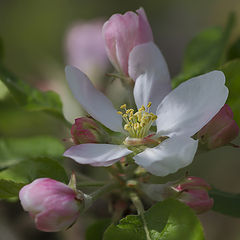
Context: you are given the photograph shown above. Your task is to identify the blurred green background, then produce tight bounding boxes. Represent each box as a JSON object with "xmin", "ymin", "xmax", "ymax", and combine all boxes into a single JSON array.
[{"xmin": 0, "ymin": 0, "xmax": 240, "ymax": 239}]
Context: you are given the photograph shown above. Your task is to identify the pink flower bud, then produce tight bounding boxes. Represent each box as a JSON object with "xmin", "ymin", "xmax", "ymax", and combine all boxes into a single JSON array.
[
  {"xmin": 178, "ymin": 189, "xmax": 214, "ymax": 214},
  {"xmin": 173, "ymin": 176, "xmax": 213, "ymax": 214},
  {"xmin": 103, "ymin": 8, "xmax": 153, "ymax": 76},
  {"xmin": 174, "ymin": 176, "xmax": 211, "ymax": 191},
  {"xmin": 19, "ymin": 178, "xmax": 82, "ymax": 232},
  {"xmin": 71, "ymin": 117, "xmax": 103, "ymax": 144},
  {"xmin": 197, "ymin": 104, "xmax": 239, "ymax": 149}
]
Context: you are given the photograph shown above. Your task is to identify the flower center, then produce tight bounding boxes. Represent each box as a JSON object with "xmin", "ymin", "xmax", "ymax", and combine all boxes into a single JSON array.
[{"xmin": 117, "ymin": 102, "xmax": 157, "ymax": 138}]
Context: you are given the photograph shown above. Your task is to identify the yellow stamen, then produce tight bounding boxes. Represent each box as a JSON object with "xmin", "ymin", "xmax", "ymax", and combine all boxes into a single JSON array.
[
  {"xmin": 117, "ymin": 102, "xmax": 157, "ymax": 138},
  {"xmin": 120, "ymin": 104, "xmax": 126, "ymax": 109},
  {"xmin": 147, "ymin": 102, "xmax": 152, "ymax": 108}
]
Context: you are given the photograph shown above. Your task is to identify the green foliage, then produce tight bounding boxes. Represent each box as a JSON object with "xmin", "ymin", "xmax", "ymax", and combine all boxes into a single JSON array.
[
  {"xmin": 227, "ymin": 37, "xmax": 240, "ymax": 60},
  {"xmin": 172, "ymin": 13, "xmax": 235, "ymax": 88},
  {"xmin": 0, "ymin": 37, "xmax": 3, "ymax": 61},
  {"xmin": 86, "ymin": 219, "xmax": 111, "ymax": 240},
  {"xmin": 210, "ymin": 188, "xmax": 240, "ymax": 218},
  {"xmin": 219, "ymin": 59, "xmax": 240, "ymax": 125},
  {"xmin": 0, "ymin": 66, "xmax": 69, "ymax": 126},
  {"xmin": 0, "ymin": 179, "xmax": 24, "ymax": 199},
  {"xmin": 104, "ymin": 199, "xmax": 204, "ymax": 240},
  {"xmin": 0, "ymin": 136, "xmax": 65, "ymax": 169},
  {"xmin": 0, "ymin": 158, "xmax": 68, "ymax": 199},
  {"xmin": 0, "ymin": 158, "xmax": 68, "ymax": 184}
]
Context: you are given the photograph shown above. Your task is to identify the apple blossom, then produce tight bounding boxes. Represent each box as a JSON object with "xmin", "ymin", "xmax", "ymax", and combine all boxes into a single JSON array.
[
  {"xmin": 19, "ymin": 178, "xmax": 84, "ymax": 232},
  {"xmin": 64, "ymin": 41, "xmax": 228, "ymax": 176},
  {"xmin": 197, "ymin": 104, "xmax": 239, "ymax": 149},
  {"xmin": 103, "ymin": 8, "xmax": 153, "ymax": 76}
]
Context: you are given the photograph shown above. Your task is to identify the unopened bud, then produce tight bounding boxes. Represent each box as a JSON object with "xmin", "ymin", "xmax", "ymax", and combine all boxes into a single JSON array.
[
  {"xmin": 103, "ymin": 8, "xmax": 153, "ymax": 76},
  {"xmin": 71, "ymin": 117, "xmax": 105, "ymax": 144},
  {"xmin": 173, "ymin": 176, "xmax": 213, "ymax": 214},
  {"xmin": 197, "ymin": 104, "xmax": 239, "ymax": 149},
  {"xmin": 142, "ymin": 176, "xmax": 213, "ymax": 214},
  {"xmin": 19, "ymin": 178, "xmax": 91, "ymax": 232}
]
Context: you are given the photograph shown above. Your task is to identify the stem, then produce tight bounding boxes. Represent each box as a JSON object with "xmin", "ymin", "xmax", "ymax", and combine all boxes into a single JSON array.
[
  {"xmin": 130, "ymin": 192, "xmax": 151, "ymax": 240},
  {"xmin": 90, "ymin": 182, "xmax": 119, "ymax": 202}
]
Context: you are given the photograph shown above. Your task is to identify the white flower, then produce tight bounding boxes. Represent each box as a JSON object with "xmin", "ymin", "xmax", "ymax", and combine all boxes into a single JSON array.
[{"xmin": 64, "ymin": 42, "xmax": 228, "ymax": 176}]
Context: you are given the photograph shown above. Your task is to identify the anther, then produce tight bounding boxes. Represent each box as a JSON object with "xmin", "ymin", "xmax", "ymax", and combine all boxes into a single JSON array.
[
  {"xmin": 120, "ymin": 104, "xmax": 126, "ymax": 109},
  {"xmin": 147, "ymin": 102, "xmax": 152, "ymax": 108}
]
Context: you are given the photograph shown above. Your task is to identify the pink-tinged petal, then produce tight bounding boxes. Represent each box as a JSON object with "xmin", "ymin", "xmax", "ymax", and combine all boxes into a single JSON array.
[
  {"xmin": 19, "ymin": 179, "xmax": 76, "ymax": 213},
  {"xmin": 64, "ymin": 143, "xmax": 132, "ymax": 166},
  {"xmin": 156, "ymin": 71, "xmax": 228, "ymax": 137},
  {"xmin": 65, "ymin": 66, "xmax": 123, "ymax": 132},
  {"xmin": 135, "ymin": 8, "xmax": 153, "ymax": 44},
  {"xmin": 129, "ymin": 42, "xmax": 171, "ymax": 114},
  {"xmin": 35, "ymin": 200, "xmax": 80, "ymax": 232},
  {"xmin": 103, "ymin": 12, "xmax": 138, "ymax": 75},
  {"xmin": 133, "ymin": 136, "xmax": 198, "ymax": 176}
]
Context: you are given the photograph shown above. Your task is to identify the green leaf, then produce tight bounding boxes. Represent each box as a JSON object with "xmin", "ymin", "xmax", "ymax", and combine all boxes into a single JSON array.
[
  {"xmin": 219, "ymin": 59, "xmax": 240, "ymax": 125},
  {"xmin": 0, "ymin": 157, "xmax": 68, "ymax": 200},
  {"xmin": 0, "ymin": 179, "xmax": 25, "ymax": 199},
  {"xmin": 209, "ymin": 188, "xmax": 240, "ymax": 218},
  {"xmin": 0, "ymin": 37, "xmax": 3, "ymax": 61},
  {"xmin": 104, "ymin": 199, "xmax": 204, "ymax": 240},
  {"xmin": 172, "ymin": 13, "xmax": 235, "ymax": 88},
  {"xmin": 227, "ymin": 37, "xmax": 240, "ymax": 60},
  {"xmin": 0, "ymin": 136, "xmax": 65, "ymax": 169},
  {"xmin": 0, "ymin": 158, "xmax": 68, "ymax": 186},
  {"xmin": 0, "ymin": 65, "xmax": 70, "ymax": 126},
  {"xmin": 86, "ymin": 219, "xmax": 111, "ymax": 240}
]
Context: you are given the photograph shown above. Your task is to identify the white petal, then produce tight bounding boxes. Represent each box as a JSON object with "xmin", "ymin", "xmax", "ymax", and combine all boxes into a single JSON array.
[
  {"xmin": 65, "ymin": 65, "xmax": 123, "ymax": 132},
  {"xmin": 133, "ymin": 136, "xmax": 198, "ymax": 176},
  {"xmin": 64, "ymin": 143, "xmax": 131, "ymax": 167},
  {"xmin": 128, "ymin": 42, "xmax": 171, "ymax": 114},
  {"xmin": 156, "ymin": 71, "xmax": 229, "ymax": 137},
  {"xmin": 90, "ymin": 159, "xmax": 120, "ymax": 167}
]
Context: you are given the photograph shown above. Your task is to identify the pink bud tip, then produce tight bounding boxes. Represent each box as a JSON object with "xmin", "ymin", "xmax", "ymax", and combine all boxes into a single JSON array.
[
  {"xmin": 102, "ymin": 8, "xmax": 153, "ymax": 76},
  {"xmin": 19, "ymin": 178, "xmax": 82, "ymax": 232}
]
